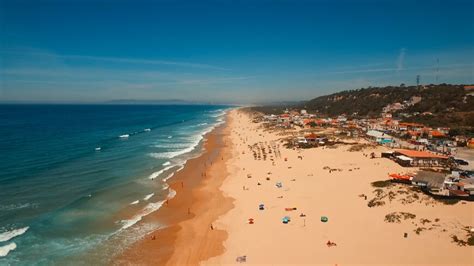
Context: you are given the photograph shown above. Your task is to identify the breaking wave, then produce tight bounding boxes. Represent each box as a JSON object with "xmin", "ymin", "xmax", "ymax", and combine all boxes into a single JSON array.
[
  {"xmin": 143, "ymin": 193, "xmax": 154, "ymax": 201},
  {"xmin": 0, "ymin": 226, "xmax": 29, "ymax": 242},
  {"xmin": 0, "ymin": 243, "xmax": 16, "ymax": 257}
]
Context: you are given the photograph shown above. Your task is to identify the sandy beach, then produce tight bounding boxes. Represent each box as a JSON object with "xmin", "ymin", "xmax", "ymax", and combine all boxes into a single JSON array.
[
  {"xmin": 116, "ymin": 109, "xmax": 473, "ymax": 265},
  {"xmin": 202, "ymin": 109, "xmax": 473, "ymax": 265},
  {"xmin": 114, "ymin": 117, "xmax": 233, "ymax": 265}
]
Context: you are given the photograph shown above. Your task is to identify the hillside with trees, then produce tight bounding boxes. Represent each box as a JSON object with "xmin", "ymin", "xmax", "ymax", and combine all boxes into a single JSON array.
[{"xmin": 252, "ymin": 84, "xmax": 474, "ymax": 128}]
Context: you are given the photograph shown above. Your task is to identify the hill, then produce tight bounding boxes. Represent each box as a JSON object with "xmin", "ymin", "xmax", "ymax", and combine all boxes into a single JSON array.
[{"xmin": 253, "ymin": 84, "xmax": 474, "ymax": 128}]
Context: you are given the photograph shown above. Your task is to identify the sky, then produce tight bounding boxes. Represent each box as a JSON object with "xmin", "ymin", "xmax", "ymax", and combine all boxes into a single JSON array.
[{"xmin": 0, "ymin": 0, "xmax": 473, "ymax": 104}]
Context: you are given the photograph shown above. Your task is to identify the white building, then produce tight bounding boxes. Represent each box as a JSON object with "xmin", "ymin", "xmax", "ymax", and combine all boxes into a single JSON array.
[{"xmin": 366, "ymin": 130, "xmax": 394, "ymax": 144}]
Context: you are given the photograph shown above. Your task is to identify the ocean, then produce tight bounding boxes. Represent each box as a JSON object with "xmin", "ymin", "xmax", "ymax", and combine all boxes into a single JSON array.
[{"xmin": 0, "ymin": 104, "xmax": 230, "ymax": 265}]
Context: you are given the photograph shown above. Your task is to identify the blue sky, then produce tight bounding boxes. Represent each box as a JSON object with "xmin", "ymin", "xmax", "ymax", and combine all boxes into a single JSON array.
[{"xmin": 1, "ymin": 0, "xmax": 473, "ymax": 104}]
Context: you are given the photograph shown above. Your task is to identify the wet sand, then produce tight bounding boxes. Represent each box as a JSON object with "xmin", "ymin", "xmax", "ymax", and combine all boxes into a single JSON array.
[{"xmin": 114, "ymin": 115, "xmax": 233, "ymax": 265}]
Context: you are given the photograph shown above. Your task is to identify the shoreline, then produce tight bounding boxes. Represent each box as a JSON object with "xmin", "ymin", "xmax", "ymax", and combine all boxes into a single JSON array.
[
  {"xmin": 114, "ymin": 111, "xmax": 234, "ymax": 265},
  {"xmin": 115, "ymin": 108, "xmax": 473, "ymax": 265}
]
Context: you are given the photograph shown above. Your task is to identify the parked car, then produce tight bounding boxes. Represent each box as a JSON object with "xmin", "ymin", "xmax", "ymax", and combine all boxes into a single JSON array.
[{"xmin": 454, "ymin": 158, "xmax": 469, "ymax": 165}]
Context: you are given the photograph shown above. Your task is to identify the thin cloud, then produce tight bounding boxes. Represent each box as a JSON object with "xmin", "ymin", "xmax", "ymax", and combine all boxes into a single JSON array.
[
  {"xmin": 325, "ymin": 68, "xmax": 398, "ymax": 74},
  {"xmin": 0, "ymin": 50, "xmax": 229, "ymax": 70},
  {"xmin": 62, "ymin": 54, "xmax": 229, "ymax": 70},
  {"xmin": 178, "ymin": 76, "xmax": 252, "ymax": 85},
  {"xmin": 320, "ymin": 63, "xmax": 472, "ymax": 75},
  {"xmin": 397, "ymin": 48, "xmax": 406, "ymax": 72}
]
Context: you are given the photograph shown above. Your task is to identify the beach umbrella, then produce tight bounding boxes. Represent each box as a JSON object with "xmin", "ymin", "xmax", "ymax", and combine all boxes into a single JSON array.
[
  {"xmin": 321, "ymin": 216, "xmax": 328, "ymax": 222},
  {"xmin": 259, "ymin": 204, "xmax": 265, "ymax": 210}
]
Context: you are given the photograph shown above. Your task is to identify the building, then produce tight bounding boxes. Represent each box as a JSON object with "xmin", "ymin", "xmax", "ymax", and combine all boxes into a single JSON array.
[
  {"xmin": 304, "ymin": 133, "xmax": 318, "ymax": 142},
  {"xmin": 366, "ymin": 130, "xmax": 393, "ymax": 144},
  {"xmin": 468, "ymin": 138, "xmax": 474, "ymax": 149},
  {"xmin": 393, "ymin": 149, "xmax": 449, "ymax": 167},
  {"xmin": 410, "ymin": 171, "xmax": 446, "ymax": 191},
  {"xmin": 456, "ymin": 178, "xmax": 474, "ymax": 196}
]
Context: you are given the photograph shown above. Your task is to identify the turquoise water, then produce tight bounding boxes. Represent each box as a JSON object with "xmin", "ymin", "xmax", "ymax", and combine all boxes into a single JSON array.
[{"xmin": 0, "ymin": 104, "xmax": 229, "ymax": 265}]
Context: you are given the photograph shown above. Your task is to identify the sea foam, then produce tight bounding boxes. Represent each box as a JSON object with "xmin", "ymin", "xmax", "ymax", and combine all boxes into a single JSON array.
[
  {"xmin": 118, "ymin": 201, "xmax": 165, "ymax": 231},
  {"xmin": 143, "ymin": 193, "xmax": 154, "ymax": 201},
  {"xmin": 0, "ymin": 243, "xmax": 16, "ymax": 257},
  {"xmin": 150, "ymin": 129, "xmax": 208, "ymax": 160},
  {"xmin": 148, "ymin": 165, "xmax": 174, "ymax": 180},
  {"xmin": 0, "ymin": 226, "xmax": 29, "ymax": 242},
  {"xmin": 0, "ymin": 203, "xmax": 37, "ymax": 211},
  {"xmin": 163, "ymin": 165, "xmax": 185, "ymax": 182},
  {"xmin": 119, "ymin": 109, "xmax": 228, "ymax": 232}
]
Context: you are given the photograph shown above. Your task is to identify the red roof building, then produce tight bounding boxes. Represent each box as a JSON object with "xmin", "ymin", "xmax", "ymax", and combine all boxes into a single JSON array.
[
  {"xmin": 394, "ymin": 149, "xmax": 448, "ymax": 159},
  {"xmin": 430, "ymin": 130, "xmax": 446, "ymax": 138}
]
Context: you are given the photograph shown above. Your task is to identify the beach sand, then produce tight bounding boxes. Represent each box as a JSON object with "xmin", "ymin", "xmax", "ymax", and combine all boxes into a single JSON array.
[
  {"xmin": 116, "ymin": 109, "xmax": 473, "ymax": 265},
  {"xmin": 203, "ymin": 109, "xmax": 473, "ymax": 265},
  {"xmin": 114, "ymin": 118, "xmax": 233, "ymax": 265}
]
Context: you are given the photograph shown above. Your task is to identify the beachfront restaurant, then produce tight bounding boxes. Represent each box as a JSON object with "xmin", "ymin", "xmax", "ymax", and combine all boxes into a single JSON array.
[{"xmin": 393, "ymin": 149, "xmax": 448, "ymax": 167}]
